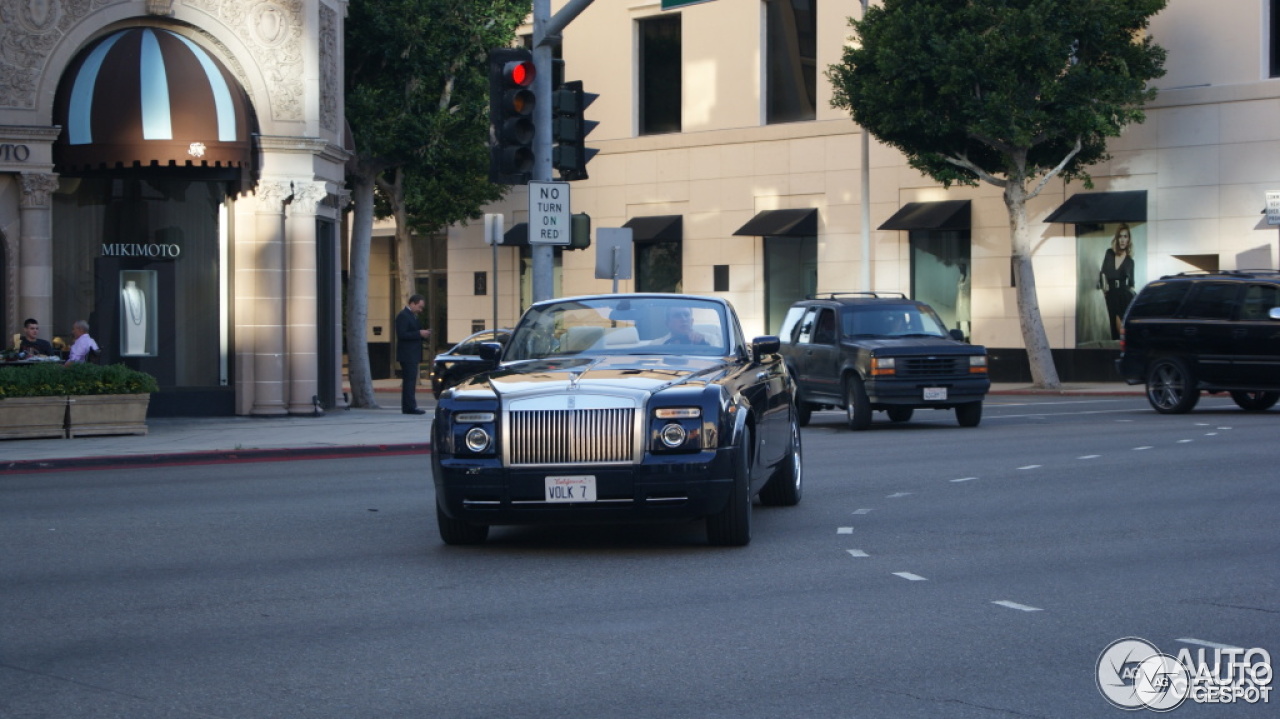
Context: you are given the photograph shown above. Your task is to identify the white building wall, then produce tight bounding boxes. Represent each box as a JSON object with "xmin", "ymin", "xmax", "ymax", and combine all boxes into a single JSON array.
[{"xmin": 446, "ymin": 0, "xmax": 1280, "ymax": 351}]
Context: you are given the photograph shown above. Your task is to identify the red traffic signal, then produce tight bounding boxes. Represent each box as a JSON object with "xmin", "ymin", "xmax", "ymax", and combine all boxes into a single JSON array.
[{"xmin": 488, "ymin": 49, "xmax": 538, "ymax": 185}]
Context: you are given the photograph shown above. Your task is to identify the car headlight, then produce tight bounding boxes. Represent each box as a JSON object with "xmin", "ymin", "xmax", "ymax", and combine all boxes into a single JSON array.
[
  {"xmin": 651, "ymin": 407, "xmax": 701, "ymax": 452},
  {"xmin": 464, "ymin": 426, "xmax": 492, "ymax": 453},
  {"xmin": 449, "ymin": 411, "xmax": 497, "ymax": 456},
  {"xmin": 870, "ymin": 356, "xmax": 896, "ymax": 376}
]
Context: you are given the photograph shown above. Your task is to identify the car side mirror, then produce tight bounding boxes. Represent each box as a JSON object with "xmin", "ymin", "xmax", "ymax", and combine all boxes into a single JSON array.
[
  {"xmin": 751, "ymin": 336, "xmax": 780, "ymax": 361},
  {"xmin": 478, "ymin": 342, "xmax": 503, "ymax": 362},
  {"xmin": 949, "ymin": 329, "xmax": 966, "ymax": 342}
]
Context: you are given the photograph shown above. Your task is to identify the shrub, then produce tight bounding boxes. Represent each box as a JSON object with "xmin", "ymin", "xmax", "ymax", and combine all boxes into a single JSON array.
[{"xmin": 0, "ymin": 363, "xmax": 159, "ymax": 399}]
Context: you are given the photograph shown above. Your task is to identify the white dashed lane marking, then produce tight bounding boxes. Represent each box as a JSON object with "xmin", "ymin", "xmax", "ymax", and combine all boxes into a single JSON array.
[
  {"xmin": 1134, "ymin": 446, "xmax": 1153, "ymax": 450},
  {"xmin": 992, "ymin": 600, "xmax": 1043, "ymax": 612},
  {"xmin": 846, "ymin": 549, "xmax": 868, "ymax": 558},
  {"xmin": 852, "ymin": 508, "xmax": 872, "ymax": 515},
  {"xmin": 887, "ymin": 492, "xmax": 912, "ymax": 498},
  {"xmin": 1078, "ymin": 455, "xmax": 1100, "ymax": 459},
  {"xmin": 893, "ymin": 572, "xmax": 927, "ymax": 581},
  {"xmin": 1018, "ymin": 465, "xmax": 1041, "ymax": 470},
  {"xmin": 837, "ymin": 527, "xmax": 853, "ymax": 534},
  {"xmin": 950, "ymin": 477, "xmax": 977, "ymax": 483}
]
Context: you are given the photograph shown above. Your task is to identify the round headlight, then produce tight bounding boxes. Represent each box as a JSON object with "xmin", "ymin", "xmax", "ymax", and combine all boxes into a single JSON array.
[
  {"xmin": 659, "ymin": 423, "xmax": 687, "ymax": 448},
  {"xmin": 464, "ymin": 426, "xmax": 492, "ymax": 453}
]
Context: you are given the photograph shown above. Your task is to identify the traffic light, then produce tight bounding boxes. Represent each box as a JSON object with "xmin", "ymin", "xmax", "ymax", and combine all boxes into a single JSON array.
[
  {"xmin": 568, "ymin": 213, "xmax": 591, "ymax": 250},
  {"xmin": 551, "ymin": 80, "xmax": 598, "ymax": 181},
  {"xmin": 488, "ymin": 48, "xmax": 536, "ymax": 185}
]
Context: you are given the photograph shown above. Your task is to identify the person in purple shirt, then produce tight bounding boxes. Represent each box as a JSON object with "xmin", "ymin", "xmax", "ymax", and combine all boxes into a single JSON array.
[{"xmin": 64, "ymin": 320, "xmax": 100, "ymax": 367}]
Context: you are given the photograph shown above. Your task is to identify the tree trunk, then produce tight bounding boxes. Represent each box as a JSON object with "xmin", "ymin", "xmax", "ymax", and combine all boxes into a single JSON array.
[
  {"xmin": 1005, "ymin": 180, "xmax": 1062, "ymax": 389},
  {"xmin": 345, "ymin": 167, "xmax": 380, "ymax": 408}
]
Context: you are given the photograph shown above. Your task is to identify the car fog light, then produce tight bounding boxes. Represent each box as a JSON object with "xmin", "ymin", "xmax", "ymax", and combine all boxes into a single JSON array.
[
  {"xmin": 660, "ymin": 423, "xmax": 687, "ymax": 448},
  {"xmin": 464, "ymin": 427, "xmax": 492, "ymax": 453}
]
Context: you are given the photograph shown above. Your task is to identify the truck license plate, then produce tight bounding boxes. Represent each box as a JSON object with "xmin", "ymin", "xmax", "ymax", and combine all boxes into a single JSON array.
[
  {"xmin": 545, "ymin": 476, "xmax": 597, "ymax": 503},
  {"xmin": 923, "ymin": 387, "xmax": 948, "ymax": 401}
]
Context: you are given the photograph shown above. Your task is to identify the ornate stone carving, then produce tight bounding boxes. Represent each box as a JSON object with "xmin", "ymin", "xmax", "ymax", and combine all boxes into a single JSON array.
[
  {"xmin": 19, "ymin": 172, "xmax": 60, "ymax": 208},
  {"xmin": 254, "ymin": 180, "xmax": 291, "ymax": 211},
  {"xmin": 287, "ymin": 180, "xmax": 327, "ymax": 216},
  {"xmin": 187, "ymin": 0, "xmax": 305, "ymax": 122},
  {"xmin": 0, "ymin": 0, "xmax": 106, "ymax": 109},
  {"xmin": 146, "ymin": 0, "xmax": 174, "ymax": 16},
  {"xmin": 318, "ymin": 3, "xmax": 338, "ymax": 133}
]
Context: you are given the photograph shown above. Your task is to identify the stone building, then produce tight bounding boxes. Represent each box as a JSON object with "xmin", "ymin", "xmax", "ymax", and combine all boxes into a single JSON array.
[
  {"xmin": 1, "ymin": 0, "xmax": 347, "ymax": 415},
  {"xmin": 445, "ymin": 1, "xmax": 1280, "ymax": 382}
]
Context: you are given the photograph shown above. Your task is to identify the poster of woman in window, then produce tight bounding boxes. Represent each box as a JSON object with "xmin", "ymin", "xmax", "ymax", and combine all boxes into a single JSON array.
[{"xmin": 1076, "ymin": 223, "xmax": 1144, "ymax": 348}]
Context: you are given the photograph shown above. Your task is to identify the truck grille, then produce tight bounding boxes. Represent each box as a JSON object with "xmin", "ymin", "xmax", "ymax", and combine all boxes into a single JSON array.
[
  {"xmin": 507, "ymin": 408, "xmax": 636, "ymax": 466},
  {"xmin": 898, "ymin": 356, "xmax": 967, "ymax": 377}
]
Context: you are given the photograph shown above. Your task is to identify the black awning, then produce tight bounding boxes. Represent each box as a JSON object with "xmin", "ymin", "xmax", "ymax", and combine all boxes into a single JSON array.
[
  {"xmin": 622, "ymin": 215, "xmax": 682, "ymax": 243},
  {"xmin": 733, "ymin": 208, "xmax": 818, "ymax": 237},
  {"xmin": 878, "ymin": 200, "xmax": 971, "ymax": 231},
  {"xmin": 1045, "ymin": 190, "xmax": 1147, "ymax": 224},
  {"xmin": 503, "ymin": 223, "xmax": 529, "ymax": 247}
]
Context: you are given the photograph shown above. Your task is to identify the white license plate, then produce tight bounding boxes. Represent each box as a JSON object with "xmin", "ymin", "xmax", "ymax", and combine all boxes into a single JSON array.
[
  {"xmin": 545, "ymin": 476, "xmax": 597, "ymax": 503},
  {"xmin": 923, "ymin": 387, "xmax": 948, "ymax": 401}
]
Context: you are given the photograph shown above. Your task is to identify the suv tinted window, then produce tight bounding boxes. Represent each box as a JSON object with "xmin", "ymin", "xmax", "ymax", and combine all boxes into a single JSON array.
[
  {"xmin": 1181, "ymin": 283, "xmax": 1240, "ymax": 320},
  {"xmin": 1126, "ymin": 281, "xmax": 1189, "ymax": 318},
  {"xmin": 1238, "ymin": 284, "xmax": 1280, "ymax": 320}
]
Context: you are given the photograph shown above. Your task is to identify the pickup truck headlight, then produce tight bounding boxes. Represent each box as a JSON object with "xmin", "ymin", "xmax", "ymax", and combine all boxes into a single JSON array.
[
  {"xmin": 969, "ymin": 355, "xmax": 988, "ymax": 374},
  {"xmin": 871, "ymin": 357, "xmax": 896, "ymax": 376}
]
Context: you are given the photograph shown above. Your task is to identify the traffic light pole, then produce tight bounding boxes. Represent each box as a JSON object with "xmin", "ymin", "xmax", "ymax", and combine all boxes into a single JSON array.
[{"xmin": 530, "ymin": 0, "xmax": 595, "ymax": 303}]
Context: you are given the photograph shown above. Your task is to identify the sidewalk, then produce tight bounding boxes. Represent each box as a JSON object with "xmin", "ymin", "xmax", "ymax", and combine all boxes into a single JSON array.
[{"xmin": 0, "ymin": 380, "xmax": 1139, "ymax": 473}]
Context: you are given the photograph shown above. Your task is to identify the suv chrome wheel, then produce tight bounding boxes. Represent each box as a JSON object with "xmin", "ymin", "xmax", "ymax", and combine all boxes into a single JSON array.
[{"xmin": 1146, "ymin": 358, "xmax": 1200, "ymax": 414}]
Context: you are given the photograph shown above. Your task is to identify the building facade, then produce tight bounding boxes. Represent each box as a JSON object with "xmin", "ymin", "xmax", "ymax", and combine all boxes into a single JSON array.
[
  {"xmin": 445, "ymin": 0, "xmax": 1280, "ymax": 381},
  {"xmin": 1, "ymin": 0, "xmax": 349, "ymax": 415}
]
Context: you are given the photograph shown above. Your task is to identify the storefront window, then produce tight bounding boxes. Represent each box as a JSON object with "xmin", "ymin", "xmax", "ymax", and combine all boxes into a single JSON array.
[
  {"xmin": 910, "ymin": 230, "xmax": 972, "ymax": 340},
  {"xmin": 52, "ymin": 176, "xmax": 227, "ymax": 388},
  {"xmin": 1076, "ymin": 222, "xmax": 1145, "ymax": 348},
  {"xmin": 764, "ymin": 236, "xmax": 817, "ymax": 334}
]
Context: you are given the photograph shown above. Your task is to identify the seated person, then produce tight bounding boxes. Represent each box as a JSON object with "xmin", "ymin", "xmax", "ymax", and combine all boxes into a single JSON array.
[
  {"xmin": 655, "ymin": 307, "xmax": 710, "ymax": 345},
  {"xmin": 19, "ymin": 318, "xmax": 54, "ymax": 356}
]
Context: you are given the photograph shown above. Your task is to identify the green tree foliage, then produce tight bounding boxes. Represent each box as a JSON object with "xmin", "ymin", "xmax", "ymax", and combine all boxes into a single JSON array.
[
  {"xmin": 344, "ymin": 0, "xmax": 528, "ymax": 406},
  {"xmin": 828, "ymin": 0, "xmax": 1166, "ymax": 387}
]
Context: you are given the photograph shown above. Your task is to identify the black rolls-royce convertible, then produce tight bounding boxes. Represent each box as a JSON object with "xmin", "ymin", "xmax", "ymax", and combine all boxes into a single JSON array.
[{"xmin": 431, "ymin": 293, "xmax": 803, "ymax": 546}]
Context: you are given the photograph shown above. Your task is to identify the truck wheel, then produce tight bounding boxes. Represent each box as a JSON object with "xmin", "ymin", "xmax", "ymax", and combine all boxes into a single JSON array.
[
  {"xmin": 844, "ymin": 376, "xmax": 872, "ymax": 431},
  {"xmin": 887, "ymin": 407, "xmax": 913, "ymax": 423},
  {"xmin": 796, "ymin": 401, "xmax": 813, "ymax": 427},
  {"xmin": 1146, "ymin": 358, "xmax": 1199, "ymax": 414},
  {"xmin": 1230, "ymin": 391, "xmax": 1279, "ymax": 411},
  {"xmin": 955, "ymin": 401, "xmax": 982, "ymax": 427}
]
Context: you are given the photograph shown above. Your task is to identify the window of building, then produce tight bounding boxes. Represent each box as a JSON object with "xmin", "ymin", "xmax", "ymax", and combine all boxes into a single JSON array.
[
  {"xmin": 909, "ymin": 230, "xmax": 972, "ymax": 340},
  {"xmin": 765, "ymin": 0, "xmax": 817, "ymax": 124},
  {"xmin": 1272, "ymin": 0, "xmax": 1280, "ymax": 77},
  {"xmin": 636, "ymin": 242, "xmax": 682, "ymax": 293},
  {"xmin": 764, "ymin": 236, "xmax": 817, "ymax": 334},
  {"xmin": 639, "ymin": 15, "xmax": 681, "ymax": 135}
]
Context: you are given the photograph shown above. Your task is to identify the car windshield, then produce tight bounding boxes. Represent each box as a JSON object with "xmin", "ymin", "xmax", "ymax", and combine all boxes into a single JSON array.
[
  {"xmin": 505, "ymin": 296, "xmax": 733, "ymax": 361},
  {"xmin": 843, "ymin": 305, "xmax": 950, "ymax": 338}
]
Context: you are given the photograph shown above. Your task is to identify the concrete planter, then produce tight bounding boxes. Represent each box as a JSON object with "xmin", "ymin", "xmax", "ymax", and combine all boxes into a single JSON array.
[
  {"xmin": 66, "ymin": 394, "xmax": 150, "ymax": 438},
  {"xmin": 0, "ymin": 396, "xmax": 69, "ymax": 439}
]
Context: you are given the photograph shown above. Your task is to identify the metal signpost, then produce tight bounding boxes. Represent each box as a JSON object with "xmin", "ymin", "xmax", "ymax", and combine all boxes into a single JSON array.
[
  {"xmin": 595, "ymin": 228, "xmax": 634, "ymax": 293},
  {"xmin": 483, "ymin": 213, "xmax": 504, "ymax": 332}
]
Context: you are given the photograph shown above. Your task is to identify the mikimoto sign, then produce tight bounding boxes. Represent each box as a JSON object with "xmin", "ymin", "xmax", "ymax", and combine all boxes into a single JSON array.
[{"xmin": 529, "ymin": 181, "xmax": 571, "ymax": 245}]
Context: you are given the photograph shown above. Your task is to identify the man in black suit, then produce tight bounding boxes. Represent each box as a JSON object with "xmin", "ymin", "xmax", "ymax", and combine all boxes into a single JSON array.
[{"xmin": 395, "ymin": 294, "xmax": 431, "ymax": 414}]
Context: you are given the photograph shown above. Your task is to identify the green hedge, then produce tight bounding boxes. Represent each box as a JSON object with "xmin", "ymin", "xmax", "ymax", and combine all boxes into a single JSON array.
[{"xmin": 0, "ymin": 363, "xmax": 159, "ymax": 399}]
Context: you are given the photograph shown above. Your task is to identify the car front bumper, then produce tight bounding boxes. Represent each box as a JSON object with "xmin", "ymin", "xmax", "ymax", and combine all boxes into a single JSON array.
[
  {"xmin": 433, "ymin": 447, "xmax": 738, "ymax": 526},
  {"xmin": 865, "ymin": 376, "xmax": 990, "ymax": 406}
]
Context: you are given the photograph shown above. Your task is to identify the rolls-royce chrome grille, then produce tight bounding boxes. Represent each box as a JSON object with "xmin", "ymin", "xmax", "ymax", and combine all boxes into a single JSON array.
[{"xmin": 507, "ymin": 408, "xmax": 636, "ymax": 466}]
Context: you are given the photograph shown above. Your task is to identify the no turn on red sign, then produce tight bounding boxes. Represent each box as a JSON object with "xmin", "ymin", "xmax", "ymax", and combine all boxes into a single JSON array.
[{"xmin": 529, "ymin": 181, "xmax": 571, "ymax": 245}]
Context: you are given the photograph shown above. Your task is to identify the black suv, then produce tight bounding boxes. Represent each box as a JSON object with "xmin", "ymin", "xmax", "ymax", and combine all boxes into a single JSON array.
[
  {"xmin": 1117, "ymin": 270, "xmax": 1280, "ymax": 413},
  {"xmin": 778, "ymin": 293, "xmax": 990, "ymax": 429}
]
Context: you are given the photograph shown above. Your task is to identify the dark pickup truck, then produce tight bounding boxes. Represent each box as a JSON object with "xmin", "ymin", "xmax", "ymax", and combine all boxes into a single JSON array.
[{"xmin": 778, "ymin": 293, "xmax": 990, "ymax": 429}]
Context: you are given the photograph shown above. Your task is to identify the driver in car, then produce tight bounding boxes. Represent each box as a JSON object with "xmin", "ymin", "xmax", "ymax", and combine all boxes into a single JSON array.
[{"xmin": 659, "ymin": 306, "xmax": 709, "ymax": 345}]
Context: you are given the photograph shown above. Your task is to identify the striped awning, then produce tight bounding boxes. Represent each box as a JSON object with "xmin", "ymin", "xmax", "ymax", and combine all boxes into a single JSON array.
[{"xmin": 54, "ymin": 27, "xmax": 256, "ymax": 172}]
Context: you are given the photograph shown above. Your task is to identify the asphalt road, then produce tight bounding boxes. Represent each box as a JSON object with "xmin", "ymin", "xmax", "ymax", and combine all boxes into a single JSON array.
[{"xmin": 2, "ymin": 395, "xmax": 1276, "ymax": 718}]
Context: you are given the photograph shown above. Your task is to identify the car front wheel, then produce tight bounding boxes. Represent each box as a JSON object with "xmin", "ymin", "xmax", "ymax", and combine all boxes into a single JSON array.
[
  {"xmin": 1230, "ymin": 390, "xmax": 1280, "ymax": 411},
  {"xmin": 760, "ymin": 411, "xmax": 802, "ymax": 507},
  {"xmin": 1146, "ymin": 358, "xmax": 1200, "ymax": 414},
  {"xmin": 707, "ymin": 426, "xmax": 752, "ymax": 546},
  {"xmin": 844, "ymin": 376, "xmax": 872, "ymax": 431},
  {"xmin": 437, "ymin": 502, "xmax": 489, "ymax": 545}
]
